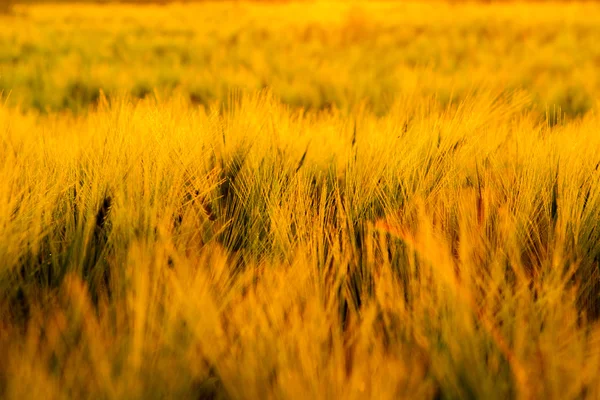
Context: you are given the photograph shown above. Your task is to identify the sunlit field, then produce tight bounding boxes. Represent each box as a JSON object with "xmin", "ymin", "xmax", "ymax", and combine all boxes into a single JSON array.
[
  {"xmin": 2, "ymin": 2, "xmax": 600, "ymax": 399},
  {"xmin": 3, "ymin": 1, "xmax": 600, "ymax": 117}
]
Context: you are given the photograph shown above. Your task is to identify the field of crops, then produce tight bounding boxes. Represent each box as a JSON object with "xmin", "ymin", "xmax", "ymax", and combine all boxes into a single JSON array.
[{"xmin": 2, "ymin": 2, "xmax": 600, "ymax": 399}]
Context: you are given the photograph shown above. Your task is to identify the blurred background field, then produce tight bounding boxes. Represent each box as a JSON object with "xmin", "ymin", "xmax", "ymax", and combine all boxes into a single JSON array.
[{"xmin": 1, "ymin": 1, "xmax": 600, "ymax": 117}]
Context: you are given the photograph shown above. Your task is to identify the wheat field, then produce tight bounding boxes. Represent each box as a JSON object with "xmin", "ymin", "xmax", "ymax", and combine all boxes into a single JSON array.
[{"xmin": 1, "ymin": 2, "xmax": 600, "ymax": 399}]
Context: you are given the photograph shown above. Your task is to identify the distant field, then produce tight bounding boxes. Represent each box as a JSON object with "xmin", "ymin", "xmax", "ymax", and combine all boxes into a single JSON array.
[
  {"xmin": 1, "ymin": 2, "xmax": 600, "ymax": 116},
  {"xmin": 2, "ymin": 2, "xmax": 600, "ymax": 400}
]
